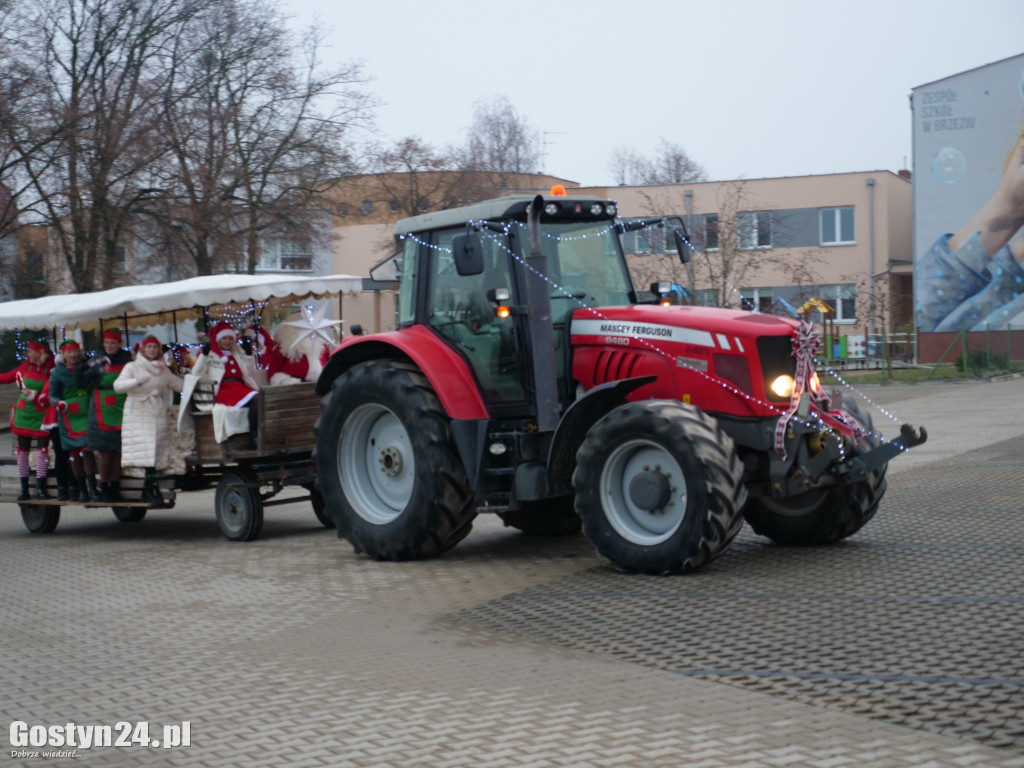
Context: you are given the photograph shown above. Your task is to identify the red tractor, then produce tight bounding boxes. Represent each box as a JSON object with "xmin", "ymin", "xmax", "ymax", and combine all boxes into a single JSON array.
[{"xmin": 313, "ymin": 193, "xmax": 926, "ymax": 573}]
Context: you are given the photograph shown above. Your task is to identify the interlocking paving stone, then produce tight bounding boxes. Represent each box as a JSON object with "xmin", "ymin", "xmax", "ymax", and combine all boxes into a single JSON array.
[{"xmin": 2, "ymin": 379, "xmax": 1024, "ymax": 766}]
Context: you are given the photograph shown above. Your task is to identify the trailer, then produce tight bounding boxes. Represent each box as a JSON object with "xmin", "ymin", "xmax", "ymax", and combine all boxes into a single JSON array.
[{"xmin": 0, "ymin": 273, "xmax": 361, "ymax": 540}]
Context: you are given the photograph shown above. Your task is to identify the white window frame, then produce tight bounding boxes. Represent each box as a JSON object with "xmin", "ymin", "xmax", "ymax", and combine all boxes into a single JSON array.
[
  {"xmin": 257, "ymin": 237, "xmax": 313, "ymax": 272},
  {"xmin": 820, "ymin": 206, "xmax": 855, "ymax": 246},
  {"xmin": 740, "ymin": 287, "xmax": 773, "ymax": 313},
  {"xmin": 738, "ymin": 211, "xmax": 772, "ymax": 250},
  {"xmin": 816, "ymin": 283, "xmax": 857, "ymax": 323}
]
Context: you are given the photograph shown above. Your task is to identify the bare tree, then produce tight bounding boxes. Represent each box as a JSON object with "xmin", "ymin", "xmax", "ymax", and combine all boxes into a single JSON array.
[
  {"xmin": 363, "ymin": 136, "xmax": 478, "ymax": 218},
  {"xmin": 0, "ymin": 0, "xmax": 213, "ymax": 292},
  {"xmin": 143, "ymin": 0, "xmax": 371, "ymax": 275},
  {"xmin": 465, "ymin": 96, "xmax": 540, "ymax": 193},
  {"xmin": 608, "ymin": 138, "xmax": 706, "ymax": 187}
]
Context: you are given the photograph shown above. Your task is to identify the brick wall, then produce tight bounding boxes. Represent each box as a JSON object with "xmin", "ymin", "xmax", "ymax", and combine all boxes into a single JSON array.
[{"xmin": 917, "ymin": 330, "xmax": 1024, "ymax": 364}]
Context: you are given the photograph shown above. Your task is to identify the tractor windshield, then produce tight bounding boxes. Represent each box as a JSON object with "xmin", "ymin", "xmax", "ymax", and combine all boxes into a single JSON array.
[{"xmin": 539, "ymin": 221, "xmax": 633, "ymax": 325}]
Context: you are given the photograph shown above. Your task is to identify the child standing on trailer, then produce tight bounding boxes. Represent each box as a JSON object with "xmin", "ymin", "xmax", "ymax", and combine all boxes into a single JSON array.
[
  {"xmin": 0, "ymin": 340, "xmax": 55, "ymax": 500},
  {"xmin": 77, "ymin": 328, "xmax": 132, "ymax": 501},
  {"xmin": 49, "ymin": 339, "xmax": 96, "ymax": 502},
  {"xmin": 114, "ymin": 336, "xmax": 184, "ymax": 503}
]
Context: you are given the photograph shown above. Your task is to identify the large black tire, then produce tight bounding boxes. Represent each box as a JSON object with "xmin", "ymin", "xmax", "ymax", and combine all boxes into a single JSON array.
[
  {"xmin": 742, "ymin": 397, "xmax": 887, "ymax": 545},
  {"xmin": 572, "ymin": 400, "xmax": 747, "ymax": 574},
  {"xmin": 21, "ymin": 504, "xmax": 60, "ymax": 534},
  {"xmin": 113, "ymin": 507, "xmax": 147, "ymax": 523},
  {"xmin": 313, "ymin": 360, "xmax": 476, "ymax": 560},
  {"xmin": 215, "ymin": 470, "xmax": 264, "ymax": 542},
  {"xmin": 305, "ymin": 483, "xmax": 335, "ymax": 529},
  {"xmin": 498, "ymin": 497, "xmax": 582, "ymax": 536}
]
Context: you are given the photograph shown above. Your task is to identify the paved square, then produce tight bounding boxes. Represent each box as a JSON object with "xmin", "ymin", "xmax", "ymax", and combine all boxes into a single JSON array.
[{"xmin": 2, "ymin": 378, "xmax": 1023, "ymax": 767}]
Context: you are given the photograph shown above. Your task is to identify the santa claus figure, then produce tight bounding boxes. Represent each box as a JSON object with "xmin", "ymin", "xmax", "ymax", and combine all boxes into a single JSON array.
[{"xmin": 264, "ymin": 312, "xmax": 335, "ymax": 385}]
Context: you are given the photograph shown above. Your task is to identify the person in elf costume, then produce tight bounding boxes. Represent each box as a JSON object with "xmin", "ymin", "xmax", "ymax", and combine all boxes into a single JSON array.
[
  {"xmin": 77, "ymin": 328, "xmax": 132, "ymax": 502},
  {"xmin": 0, "ymin": 339, "xmax": 56, "ymax": 500},
  {"xmin": 49, "ymin": 339, "xmax": 97, "ymax": 503}
]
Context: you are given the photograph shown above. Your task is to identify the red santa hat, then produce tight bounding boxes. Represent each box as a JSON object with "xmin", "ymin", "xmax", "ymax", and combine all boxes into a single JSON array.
[
  {"xmin": 210, "ymin": 320, "xmax": 238, "ymax": 344},
  {"xmin": 102, "ymin": 328, "xmax": 123, "ymax": 342},
  {"xmin": 141, "ymin": 335, "xmax": 161, "ymax": 347}
]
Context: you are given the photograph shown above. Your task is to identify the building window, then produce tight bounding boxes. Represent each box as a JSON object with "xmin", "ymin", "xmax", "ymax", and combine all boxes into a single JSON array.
[
  {"xmin": 258, "ymin": 238, "xmax": 312, "ymax": 272},
  {"xmin": 740, "ymin": 287, "xmax": 773, "ymax": 312},
  {"xmin": 113, "ymin": 244, "xmax": 127, "ymax": 270},
  {"xmin": 693, "ymin": 289, "xmax": 718, "ymax": 307},
  {"xmin": 820, "ymin": 206, "xmax": 855, "ymax": 245},
  {"xmin": 417, "ymin": 197, "xmax": 431, "ymax": 212},
  {"xmin": 336, "ymin": 203, "xmax": 349, "ymax": 216},
  {"xmin": 361, "ymin": 200, "xmax": 373, "ymax": 215},
  {"xmin": 703, "ymin": 214, "xmax": 719, "ymax": 251},
  {"xmin": 738, "ymin": 211, "xmax": 772, "ymax": 249},
  {"xmin": 635, "ymin": 230, "xmax": 652, "ymax": 254},
  {"xmin": 815, "ymin": 284, "xmax": 857, "ymax": 322},
  {"xmin": 388, "ymin": 199, "xmax": 400, "ymax": 214}
]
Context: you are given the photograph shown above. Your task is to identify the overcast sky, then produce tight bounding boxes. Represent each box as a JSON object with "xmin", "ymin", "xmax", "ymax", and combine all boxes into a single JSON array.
[{"xmin": 283, "ymin": 0, "xmax": 1024, "ymax": 186}]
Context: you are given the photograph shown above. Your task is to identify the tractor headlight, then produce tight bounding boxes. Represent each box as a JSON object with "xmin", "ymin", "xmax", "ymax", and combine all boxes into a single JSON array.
[
  {"xmin": 590, "ymin": 203, "xmax": 604, "ymax": 216},
  {"xmin": 770, "ymin": 374, "xmax": 795, "ymax": 398},
  {"xmin": 544, "ymin": 202, "xmax": 560, "ymax": 216},
  {"xmin": 605, "ymin": 203, "xmax": 617, "ymax": 216}
]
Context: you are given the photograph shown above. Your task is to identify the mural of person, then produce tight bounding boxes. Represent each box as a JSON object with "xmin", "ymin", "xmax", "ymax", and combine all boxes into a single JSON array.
[{"xmin": 917, "ymin": 133, "xmax": 1024, "ymax": 332}]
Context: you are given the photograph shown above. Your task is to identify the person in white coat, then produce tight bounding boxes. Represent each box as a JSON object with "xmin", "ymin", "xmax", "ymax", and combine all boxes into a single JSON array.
[{"xmin": 113, "ymin": 336, "xmax": 184, "ymax": 502}]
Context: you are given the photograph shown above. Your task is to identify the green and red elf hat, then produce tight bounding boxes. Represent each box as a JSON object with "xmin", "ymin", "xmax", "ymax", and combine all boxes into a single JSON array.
[
  {"xmin": 27, "ymin": 339, "xmax": 50, "ymax": 352},
  {"xmin": 102, "ymin": 329, "xmax": 123, "ymax": 342},
  {"xmin": 60, "ymin": 339, "xmax": 80, "ymax": 351}
]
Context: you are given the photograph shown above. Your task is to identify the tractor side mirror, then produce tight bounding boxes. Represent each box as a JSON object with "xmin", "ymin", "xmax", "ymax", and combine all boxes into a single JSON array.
[
  {"xmin": 673, "ymin": 228, "xmax": 692, "ymax": 265},
  {"xmin": 452, "ymin": 232, "xmax": 483, "ymax": 276}
]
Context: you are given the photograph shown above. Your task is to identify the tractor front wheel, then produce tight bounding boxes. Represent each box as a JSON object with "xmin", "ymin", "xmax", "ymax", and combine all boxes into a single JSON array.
[
  {"xmin": 742, "ymin": 400, "xmax": 887, "ymax": 545},
  {"xmin": 573, "ymin": 400, "xmax": 746, "ymax": 574},
  {"xmin": 314, "ymin": 361, "xmax": 475, "ymax": 560}
]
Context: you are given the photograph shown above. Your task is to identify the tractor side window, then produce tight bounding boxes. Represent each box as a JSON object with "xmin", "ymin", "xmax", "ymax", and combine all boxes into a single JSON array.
[
  {"xmin": 397, "ymin": 236, "xmax": 419, "ymax": 326},
  {"xmin": 426, "ymin": 229, "xmax": 524, "ymax": 404}
]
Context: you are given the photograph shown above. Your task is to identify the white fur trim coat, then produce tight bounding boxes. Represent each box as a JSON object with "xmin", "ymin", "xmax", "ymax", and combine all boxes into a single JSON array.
[{"xmin": 113, "ymin": 356, "xmax": 185, "ymax": 471}]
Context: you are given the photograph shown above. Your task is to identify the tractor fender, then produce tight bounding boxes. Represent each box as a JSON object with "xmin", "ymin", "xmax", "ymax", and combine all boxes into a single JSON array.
[
  {"xmin": 316, "ymin": 326, "xmax": 490, "ymax": 421},
  {"xmin": 546, "ymin": 375, "xmax": 657, "ymax": 494}
]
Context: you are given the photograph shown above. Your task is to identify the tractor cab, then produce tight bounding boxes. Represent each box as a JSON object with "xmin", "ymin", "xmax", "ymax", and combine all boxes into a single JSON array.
[{"xmin": 390, "ymin": 193, "xmax": 688, "ymax": 415}]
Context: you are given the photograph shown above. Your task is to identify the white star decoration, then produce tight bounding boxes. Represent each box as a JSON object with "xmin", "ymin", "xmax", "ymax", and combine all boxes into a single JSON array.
[{"xmin": 279, "ymin": 304, "xmax": 343, "ymax": 350}]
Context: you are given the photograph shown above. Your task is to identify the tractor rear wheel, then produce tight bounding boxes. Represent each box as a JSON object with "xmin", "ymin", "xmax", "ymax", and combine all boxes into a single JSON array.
[
  {"xmin": 314, "ymin": 360, "xmax": 475, "ymax": 560},
  {"xmin": 742, "ymin": 399, "xmax": 887, "ymax": 545},
  {"xmin": 572, "ymin": 400, "xmax": 746, "ymax": 574}
]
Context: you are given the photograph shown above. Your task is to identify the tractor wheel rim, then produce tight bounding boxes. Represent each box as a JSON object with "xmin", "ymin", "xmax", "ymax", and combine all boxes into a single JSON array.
[
  {"xmin": 340, "ymin": 404, "xmax": 413, "ymax": 524},
  {"xmin": 600, "ymin": 439, "xmax": 687, "ymax": 546}
]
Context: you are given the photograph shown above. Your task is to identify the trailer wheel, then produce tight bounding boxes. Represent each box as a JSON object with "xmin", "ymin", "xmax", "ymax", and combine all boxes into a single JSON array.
[
  {"xmin": 742, "ymin": 401, "xmax": 887, "ymax": 545},
  {"xmin": 573, "ymin": 400, "xmax": 747, "ymax": 574},
  {"xmin": 314, "ymin": 360, "xmax": 475, "ymax": 560},
  {"xmin": 113, "ymin": 507, "xmax": 147, "ymax": 523},
  {"xmin": 498, "ymin": 498, "xmax": 582, "ymax": 536},
  {"xmin": 21, "ymin": 504, "xmax": 60, "ymax": 534},
  {"xmin": 215, "ymin": 470, "xmax": 263, "ymax": 542},
  {"xmin": 304, "ymin": 483, "xmax": 335, "ymax": 529}
]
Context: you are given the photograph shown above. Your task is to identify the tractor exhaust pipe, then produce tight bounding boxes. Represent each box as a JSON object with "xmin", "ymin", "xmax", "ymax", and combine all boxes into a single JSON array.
[{"xmin": 526, "ymin": 195, "xmax": 560, "ymax": 433}]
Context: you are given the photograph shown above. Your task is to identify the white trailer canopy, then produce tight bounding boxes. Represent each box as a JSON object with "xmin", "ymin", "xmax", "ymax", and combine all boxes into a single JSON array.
[{"xmin": 0, "ymin": 273, "xmax": 362, "ymax": 332}]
